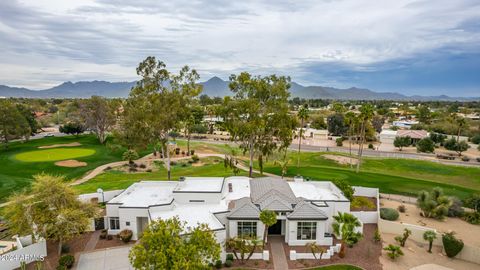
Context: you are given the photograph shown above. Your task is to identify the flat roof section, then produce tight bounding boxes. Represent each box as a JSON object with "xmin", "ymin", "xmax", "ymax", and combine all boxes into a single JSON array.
[
  {"xmin": 173, "ymin": 177, "xmax": 225, "ymax": 193},
  {"xmin": 288, "ymin": 181, "xmax": 345, "ymax": 201},
  {"xmin": 108, "ymin": 181, "xmax": 178, "ymax": 207}
]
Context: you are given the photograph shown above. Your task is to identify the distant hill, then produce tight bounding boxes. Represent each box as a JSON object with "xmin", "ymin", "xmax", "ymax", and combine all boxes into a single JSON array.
[{"xmin": 0, "ymin": 78, "xmax": 478, "ymax": 101}]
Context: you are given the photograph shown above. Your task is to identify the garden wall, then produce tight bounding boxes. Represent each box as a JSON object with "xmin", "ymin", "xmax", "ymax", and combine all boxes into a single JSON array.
[
  {"xmin": 379, "ymin": 218, "xmax": 480, "ymax": 265},
  {"xmin": 0, "ymin": 238, "xmax": 47, "ymax": 270},
  {"xmin": 351, "ymin": 186, "xmax": 379, "ymax": 224}
]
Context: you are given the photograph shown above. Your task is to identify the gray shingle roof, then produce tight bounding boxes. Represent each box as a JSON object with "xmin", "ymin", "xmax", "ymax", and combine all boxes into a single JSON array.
[
  {"xmin": 287, "ymin": 200, "xmax": 328, "ymax": 220},
  {"xmin": 250, "ymin": 177, "xmax": 298, "ymax": 211},
  {"xmin": 227, "ymin": 197, "xmax": 260, "ymax": 220}
]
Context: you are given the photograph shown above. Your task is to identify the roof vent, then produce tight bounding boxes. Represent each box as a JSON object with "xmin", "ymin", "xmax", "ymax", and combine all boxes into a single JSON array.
[{"xmin": 228, "ymin": 183, "xmax": 233, "ymax": 192}]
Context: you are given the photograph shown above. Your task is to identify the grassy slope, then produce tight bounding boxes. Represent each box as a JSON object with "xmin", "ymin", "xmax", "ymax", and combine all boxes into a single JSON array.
[
  {"xmin": 73, "ymin": 157, "xmax": 250, "ymax": 193},
  {"xmin": 258, "ymin": 152, "xmax": 480, "ymax": 199},
  {"xmin": 0, "ymin": 135, "xmax": 135, "ymax": 200}
]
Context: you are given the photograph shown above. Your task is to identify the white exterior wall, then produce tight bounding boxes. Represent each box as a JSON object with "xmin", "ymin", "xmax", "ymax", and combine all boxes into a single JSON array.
[
  {"xmin": 286, "ymin": 220, "xmax": 331, "ymax": 246},
  {"xmin": 214, "ymin": 230, "xmax": 227, "ymax": 261},
  {"xmin": 173, "ymin": 192, "xmax": 222, "ymax": 204},
  {"xmin": 0, "ymin": 239, "xmax": 47, "ymax": 270}
]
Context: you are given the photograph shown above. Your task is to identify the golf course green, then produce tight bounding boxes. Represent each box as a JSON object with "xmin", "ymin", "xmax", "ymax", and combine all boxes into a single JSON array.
[{"xmin": 15, "ymin": 148, "xmax": 96, "ymax": 162}]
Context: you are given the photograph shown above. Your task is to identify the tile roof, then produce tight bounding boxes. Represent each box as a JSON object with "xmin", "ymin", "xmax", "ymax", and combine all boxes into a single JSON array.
[
  {"xmin": 250, "ymin": 177, "xmax": 298, "ymax": 211},
  {"xmin": 227, "ymin": 197, "xmax": 260, "ymax": 220},
  {"xmin": 287, "ymin": 200, "xmax": 328, "ymax": 220},
  {"xmin": 397, "ymin": 129, "xmax": 428, "ymax": 139}
]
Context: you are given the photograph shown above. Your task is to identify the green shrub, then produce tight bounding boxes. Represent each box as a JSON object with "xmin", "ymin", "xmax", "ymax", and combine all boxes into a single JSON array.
[
  {"xmin": 336, "ymin": 137, "xmax": 343, "ymax": 146},
  {"xmin": 56, "ymin": 265, "xmax": 67, "ymax": 270},
  {"xmin": 442, "ymin": 232, "xmax": 464, "ymax": 258},
  {"xmin": 373, "ymin": 228, "xmax": 382, "ymax": 243},
  {"xmin": 471, "ymin": 135, "xmax": 480, "ymax": 144},
  {"xmin": 215, "ymin": 259, "xmax": 222, "ymax": 269},
  {"xmin": 383, "ymin": 244, "xmax": 403, "ymax": 260},
  {"xmin": 463, "ymin": 212, "xmax": 480, "ymax": 225},
  {"xmin": 119, "ymin": 229, "xmax": 133, "ymax": 243},
  {"xmin": 397, "ymin": 204, "xmax": 406, "ymax": 213},
  {"xmin": 224, "ymin": 260, "xmax": 233, "ymax": 267},
  {"xmin": 226, "ymin": 254, "xmax": 234, "ymax": 261},
  {"xmin": 416, "ymin": 138, "xmax": 435, "ymax": 153},
  {"xmin": 191, "ymin": 154, "xmax": 200, "ymax": 163},
  {"xmin": 380, "ymin": 208, "xmax": 399, "ymax": 221},
  {"xmin": 351, "ymin": 197, "xmax": 376, "ymax": 210},
  {"xmin": 61, "ymin": 244, "xmax": 70, "ymax": 254},
  {"xmin": 448, "ymin": 197, "xmax": 464, "ymax": 217},
  {"xmin": 333, "ymin": 179, "xmax": 355, "ymax": 200},
  {"xmin": 368, "ymin": 143, "xmax": 374, "ymax": 149},
  {"xmin": 58, "ymin": 254, "xmax": 75, "ymax": 269}
]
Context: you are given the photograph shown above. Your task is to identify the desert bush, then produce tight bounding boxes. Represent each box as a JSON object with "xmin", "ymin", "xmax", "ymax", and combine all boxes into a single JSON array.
[
  {"xmin": 224, "ymin": 260, "xmax": 233, "ymax": 267},
  {"xmin": 351, "ymin": 197, "xmax": 375, "ymax": 210},
  {"xmin": 191, "ymin": 154, "xmax": 200, "ymax": 163},
  {"xmin": 215, "ymin": 260, "xmax": 222, "ymax": 269},
  {"xmin": 442, "ymin": 232, "xmax": 464, "ymax": 258},
  {"xmin": 119, "ymin": 229, "xmax": 133, "ymax": 243},
  {"xmin": 463, "ymin": 212, "xmax": 480, "ymax": 224},
  {"xmin": 380, "ymin": 208, "xmax": 399, "ymax": 221},
  {"xmin": 332, "ymin": 179, "xmax": 355, "ymax": 200},
  {"xmin": 373, "ymin": 228, "xmax": 381, "ymax": 243},
  {"xmin": 58, "ymin": 255, "xmax": 75, "ymax": 269},
  {"xmin": 226, "ymin": 254, "xmax": 234, "ymax": 261},
  {"xmin": 448, "ymin": 197, "xmax": 464, "ymax": 217},
  {"xmin": 368, "ymin": 143, "xmax": 374, "ymax": 149},
  {"xmin": 397, "ymin": 204, "xmax": 406, "ymax": 213},
  {"xmin": 394, "ymin": 228, "xmax": 411, "ymax": 247},
  {"xmin": 336, "ymin": 137, "xmax": 343, "ymax": 146},
  {"xmin": 383, "ymin": 244, "xmax": 403, "ymax": 260},
  {"xmin": 139, "ymin": 164, "xmax": 146, "ymax": 169},
  {"xmin": 417, "ymin": 187, "xmax": 452, "ymax": 220},
  {"xmin": 471, "ymin": 134, "xmax": 480, "ymax": 144},
  {"xmin": 461, "ymin": 156, "xmax": 470, "ymax": 162}
]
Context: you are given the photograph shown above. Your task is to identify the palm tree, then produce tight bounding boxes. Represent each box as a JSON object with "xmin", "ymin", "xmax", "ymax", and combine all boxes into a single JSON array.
[
  {"xmin": 259, "ymin": 210, "xmax": 277, "ymax": 249},
  {"xmin": 356, "ymin": 104, "xmax": 374, "ymax": 173},
  {"xmin": 383, "ymin": 244, "xmax": 404, "ymax": 260},
  {"xmin": 454, "ymin": 116, "xmax": 468, "ymax": 142},
  {"xmin": 332, "ymin": 212, "xmax": 363, "ymax": 251},
  {"xmin": 274, "ymin": 150, "xmax": 290, "ymax": 179},
  {"xmin": 423, "ymin": 230, "xmax": 437, "ymax": 253},
  {"xmin": 297, "ymin": 105, "xmax": 309, "ymax": 168},
  {"xmin": 344, "ymin": 112, "xmax": 357, "ymax": 169}
]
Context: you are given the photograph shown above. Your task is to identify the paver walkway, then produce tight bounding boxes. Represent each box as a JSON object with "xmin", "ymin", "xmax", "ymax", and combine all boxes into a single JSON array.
[{"xmin": 269, "ymin": 236, "xmax": 288, "ymax": 270}]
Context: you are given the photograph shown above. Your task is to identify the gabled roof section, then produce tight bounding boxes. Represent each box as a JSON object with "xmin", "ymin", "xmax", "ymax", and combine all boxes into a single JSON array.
[
  {"xmin": 227, "ymin": 197, "xmax": 260, "ymax": 220},
  {"xmin": 250, "ymin": 177, "xmax": 298, "ymax": 211},
  {"xmin": 259, "ymin": 195, "xmax": 294, "ymax": 211},
  {"xmin": 287, "ymin": 200, "xmax": 328, "ymax": 220}
]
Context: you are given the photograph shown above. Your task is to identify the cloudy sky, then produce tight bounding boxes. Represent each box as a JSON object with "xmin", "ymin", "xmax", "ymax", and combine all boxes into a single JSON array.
[{"xmin": 1, "ymin": 0, "xmax": 479, "ymax": 96}]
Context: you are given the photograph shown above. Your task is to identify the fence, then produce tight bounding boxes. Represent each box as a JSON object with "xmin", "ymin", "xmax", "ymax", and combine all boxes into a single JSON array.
[{"xmin": 290, "ymin": 244, "xmax": 342, "ymax": 260}]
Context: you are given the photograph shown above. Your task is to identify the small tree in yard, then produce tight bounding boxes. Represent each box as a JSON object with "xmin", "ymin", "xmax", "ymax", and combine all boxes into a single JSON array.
[
  {"xmin": 394, "ymin": 228, "xmax": 411, "ymax": 247},
  {"xmin": 306, "ymin": 242, "xmax": 327, "ymax": 260},
  {"xmin": 423, "ymin": 231, "xmax": 437, "ymax": 253},
  {"xmin": 259, "ymin": 210, "xmax": 277, "ymax": 249},
  {"xmin": 123, "ymin": 149, "xmax": 139, "ymax": 165},
  {"xmin": 416, "ymin": 138, "xmax": 435, "ymax": 153},
  {"xmin": 129, "ymin": 217, "xmax": 220, "ymax": 269},
  {"xmin": 444, "ymin": 138, "xmax": 469, "ymax": 156},
  {"xmin": 226, "ymin": 237, "xmax": 262, "ymax": 264},
  {"xmin": 393, "ymin": 136, "xmax": 411, "ymax": 151},
  {"xmin": 332, "ymin": 212, "xmax": 363, "ymax": 251},
  {"xmin": 3, "ymin": 174, "xmax": 97, "ymax": 255},
  {"xmin": 384, "ymin": 244, "xmax": 403, "ymax": 260}
]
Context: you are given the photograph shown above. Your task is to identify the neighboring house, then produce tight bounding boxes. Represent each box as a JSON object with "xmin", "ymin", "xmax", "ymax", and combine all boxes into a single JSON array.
[
  {"xmin": 397, "ymin": 130, "xmax": 428, "ymax": 144},
  {"xmin": 296, "ymin": 128, "xmax": 329, "ymax": 140},
  {"xmin": 392, "ymin": 120, "xmax": 419, "ymax": 129},
  {"xmin": 105, "ymin": 177, "xmax": 352, "ymax": 258}
]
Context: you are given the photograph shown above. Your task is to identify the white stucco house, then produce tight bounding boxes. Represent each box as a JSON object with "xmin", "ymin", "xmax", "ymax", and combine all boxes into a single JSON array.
[{"xmin": 105, "ymin": 176, "xmax": 352, "ymax": 258}]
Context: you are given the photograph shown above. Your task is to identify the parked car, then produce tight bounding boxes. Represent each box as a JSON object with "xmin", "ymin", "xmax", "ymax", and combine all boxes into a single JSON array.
[{"xmin": 44, "ymin": 133, "xmax": 55, "ymax": 137}]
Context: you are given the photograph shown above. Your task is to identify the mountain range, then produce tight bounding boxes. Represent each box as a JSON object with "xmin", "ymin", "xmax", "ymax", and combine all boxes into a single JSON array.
[{"xmin": 0, "ymin": 77, "xmax": 477, "ymax": 101}]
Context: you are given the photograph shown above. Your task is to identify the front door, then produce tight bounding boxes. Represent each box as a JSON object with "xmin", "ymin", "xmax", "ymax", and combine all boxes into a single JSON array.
[{"xmin": 268, "ymin": 220, "xmax": 282, "ymax": 235}]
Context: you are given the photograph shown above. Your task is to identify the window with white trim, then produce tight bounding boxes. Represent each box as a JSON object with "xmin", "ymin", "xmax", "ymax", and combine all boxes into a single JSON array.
[
  {"xmin": 237, "ymin": 221, "xmax": 257, "ymax": 238},
  {"xmin": 110, "ymin": 217, "xmax": 120, "ymax": 230},
  {"xmin": 297, "ymin": 222, "xmax": 317, "ymax": 240}
]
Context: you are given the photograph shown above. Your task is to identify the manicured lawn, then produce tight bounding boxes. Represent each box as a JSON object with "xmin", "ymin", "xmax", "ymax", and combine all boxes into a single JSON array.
[
  {"xmin": 14, "ymin": 148, "xmax": 96, "ymax": 162},
  {"xmin": 0, "ymin": 135, "xmax": 134, "ymax": 201},
  {"xmin": 258, "ymin": 152, "xmax": 480, "ymax": 200},
  {"xmin": 73, "ymin": 157, "xmax": 252, "ymax": 194}
]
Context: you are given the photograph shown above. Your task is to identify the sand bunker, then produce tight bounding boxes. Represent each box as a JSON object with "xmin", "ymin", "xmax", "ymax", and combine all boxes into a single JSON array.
[
  {"xmin": 55, "ymin": 159, "xmax": 87, "ymax": 167},
  {"xmin": 323, "ymin": 154, "xmax": 358, "ymax": 165},
  {"xmin": 39, "ymin": 142, "xmax": 81, "ymax": 149}
]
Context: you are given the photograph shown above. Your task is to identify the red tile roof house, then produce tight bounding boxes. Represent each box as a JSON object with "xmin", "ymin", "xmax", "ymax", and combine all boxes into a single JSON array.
[{"xmin": 397, "ymin": 129, "xmax": 429, "ymax": 144}]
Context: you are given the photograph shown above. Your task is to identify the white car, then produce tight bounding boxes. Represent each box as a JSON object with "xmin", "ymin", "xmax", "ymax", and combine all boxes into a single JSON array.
[{"xmin": 44, "ymin": 133, "xmax": 55, "ymax": 137}]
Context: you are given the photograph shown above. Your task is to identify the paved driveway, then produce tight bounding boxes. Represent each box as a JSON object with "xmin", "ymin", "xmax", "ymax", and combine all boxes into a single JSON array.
[{"xmin": 77, "ymin": 246, "xmax": 133, "ymax": 270}]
